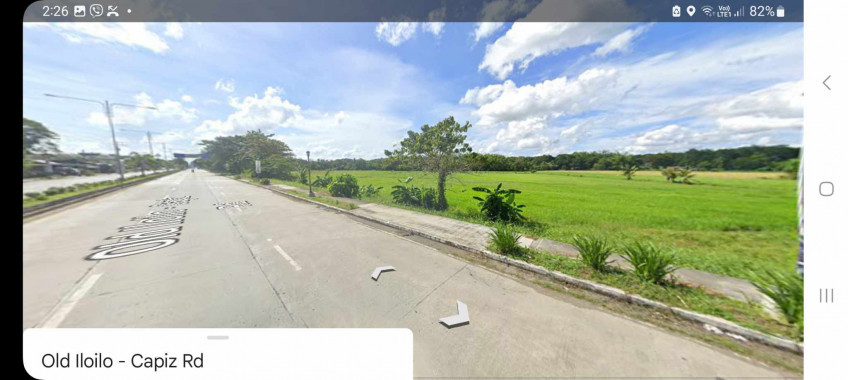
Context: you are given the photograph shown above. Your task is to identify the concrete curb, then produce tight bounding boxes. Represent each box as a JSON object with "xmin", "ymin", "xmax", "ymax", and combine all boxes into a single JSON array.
[
  {"xmin": 23, "ymin": 171, "xmax": 178, "ymax": 219},
  {"xmin": 239, "ymin": 178, "xmax": 804, "ymax": 355}
]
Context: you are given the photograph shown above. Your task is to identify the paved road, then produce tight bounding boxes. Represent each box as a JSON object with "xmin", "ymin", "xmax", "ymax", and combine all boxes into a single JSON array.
[
  {"xmin": 23, "ymin": 171, "xmax": 147, "ymax": 194},
  {"xmin": 22, "ymin": 170, "xmax": 785, "ymax": 378}
]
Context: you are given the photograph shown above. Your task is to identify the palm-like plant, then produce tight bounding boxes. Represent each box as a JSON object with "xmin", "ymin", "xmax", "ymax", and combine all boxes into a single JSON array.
[
  {"xmin": 621, "ymin": 164, "xmax": 638, "ymax": 180},
  {"xmin": 622, "ymin": 242, "xmax": 677, "ymax": 284},
  {"xmin": 472, "ymin": 183, "xmax": 526, "ymax": 222}
]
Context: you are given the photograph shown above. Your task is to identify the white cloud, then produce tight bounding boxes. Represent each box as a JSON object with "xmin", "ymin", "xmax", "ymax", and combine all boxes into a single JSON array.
[
  {"xmin": 163, "ymin": 23, "xmax": 184, "ymax": 40},
  {"xmin": 86, "ymin": 93, "xmax": 198, "ymax": 127},
  {"xmin": 194, "ymin": 87, "xmax": 301, "ymax": 142},
  {"xmin": 461, "ymin": 68, "xmax": 618, "ymax": 127},
  {"xmin": 375, "ymin": 22, "xmax": 417, "ymax": 46},
  {"xmin": 181, "ymin": 95, "xmax": 194, "ymax": 102},
  {"xmin": 593, "ymin": 24, "xmax": 650, "ymax": 57},
  {"xmin": 472, "ymin": 22, "xmax": 504, "ymax": 43},
  {"xmin": 479, "ymin": 22, "xmax": 629, "ymax": 79},
  {"xmin": 464, "ymin": 27, "xmax": 803, "ymax": 155},
  {"xmin": 422, "ymin": 22, "xmax": 445, "ymax": 38},
  {"xmin": 25, "ymin": 23, "xmax": 170, "ymax": 54},
  {"xmin": 214, "ymin": 78, "xmax": 236, "ymax": 93}
]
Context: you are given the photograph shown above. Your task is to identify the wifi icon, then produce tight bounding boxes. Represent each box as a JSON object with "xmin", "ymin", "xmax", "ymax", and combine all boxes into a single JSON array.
[{"xmin": 701, "ymin": 5, "xmax": 714, "ymax": 16}]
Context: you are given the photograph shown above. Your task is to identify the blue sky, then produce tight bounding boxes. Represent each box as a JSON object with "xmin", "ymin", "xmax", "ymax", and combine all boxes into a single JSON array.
[{"xmin": 23, "ymin": 21, "xmax": 802, "ymax": 159}]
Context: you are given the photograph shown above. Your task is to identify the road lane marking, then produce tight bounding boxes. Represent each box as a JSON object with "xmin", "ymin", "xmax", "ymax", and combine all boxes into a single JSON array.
[
  {"xmin": 39, "ymin": 273, "xmax": 103, "ymax": 328},
  {"xmin": 273, "ymin": 245, "xmax": 302, "ymax": 271}
]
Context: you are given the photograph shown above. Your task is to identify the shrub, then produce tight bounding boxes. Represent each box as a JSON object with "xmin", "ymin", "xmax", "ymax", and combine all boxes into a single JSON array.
[
  {"xmin": 390, "ymin": 177, "xmax": 438, "ymax": 209},
  {"xmin": 259, "ymin": 178, "xmax": 271, "ymax": 185},
  {"xmin": 472, "ymin": 183, "xmax": 526, "ymax": 223},
  {"xmin": 750, "ymin": 270, "xmax": 804, "ymax": 326},
  {"xmin": 358, "ymin": 184, "xmax": 383, "ymax": 198},
  {"xmin": 621, "ymin": 242, "xmax": 677, "ymax": 284},
  {"xmin": 660, "ymin": 167, "xmax": 696, "ymax": 184},
  {"xmin": 621, "ymin": 164, "xmax": 638, "ymax": 180},
  {"xmin": 298, "ymin": 167, "xmax": 309, "ymax": 185},
  {"xmin": 44, "ymin": 187, "xmax": 65, "ymax": 196},
  {"xmin": 64, "ymin": 186, "xmax": 78, "ymax": 193},
  {"xmin": 488, "ymin": 224, "xmax": 523, "ymax": 257},
  {"xmin": 25, "ymin": 192, "xmax": 41, "ymax": 199},
  {"xmin": 572, "ymin": 235, "xmax": 614, "ymax": 272},
  {"xmin": 312, "ymin": 170, "xmax": 334, "ymax": 188},
  {"xmin": 327, "ymin": 174, "xmax": 359, "ymax": 198},
  {"xmin": 35, "ymin": 194, "xmax": 48, "ymax": 201}
]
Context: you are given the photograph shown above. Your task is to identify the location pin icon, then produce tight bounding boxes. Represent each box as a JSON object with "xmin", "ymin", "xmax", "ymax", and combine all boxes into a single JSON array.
[{"xmin": 686, "ymin": 5, "xmax": 696, "ymax": 16}]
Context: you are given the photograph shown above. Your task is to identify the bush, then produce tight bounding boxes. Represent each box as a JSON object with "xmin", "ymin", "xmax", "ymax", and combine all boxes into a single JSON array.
[
  {"xmin": 327, "ymin": 174, "xmax": 359, "ymax": 198},
  {"xmin": 750, "ymin": 270, "xmax": 804, "ymax": 326},
  {"xmin": 572, "ymin": 235, "xmax": 614, "ymax": 272},
  {"xmin": 621, "ymin": 242, "xmax": 677, "ymax": 284},
  {"xmin": 298, "ymin": 167, "xmax": 309, "ymax": 185},
  {"xmin": 661, "ymin": 167, "xmax": 695, "ymax": 184},
  {"xmin": 358, "ymin": 184, "xmax": 383, "ymax": 198},
  {"xmin": 35, "ymin": 194, "xmax": 48, "ymax": 201},
  {"xmin": 472, "ymin": 183, "xmax": 526, "ymax": 223},
  {"xmin": 390, "ymin": 177, "xmax": 438, "ymax": 209},
  {"xmin": 259, "ymin": 178, "xmax": 271, "ymax": 185},
  {"xmin": 44, "ymin": 187, "xmax": 65, "ymax": 196},
  {"xmin": 312, "ymin": 170, "xmax": 334, "ymax": 188},
  {"xmin": 64, "ymin": 186, "xmax": 78, "ymax": 193},
  {"xmin": 488, "ymin": 224, "xmax": 523, "ymax": 257},
  {"xmin": 25, "ymin": 192, "xmax": 41, "ymax": 199}
]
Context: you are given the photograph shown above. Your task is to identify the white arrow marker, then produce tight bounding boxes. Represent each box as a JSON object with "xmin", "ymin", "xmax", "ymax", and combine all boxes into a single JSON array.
[
  {"xmin": 371, "ymin": 266, "xmax": 396, "ymax": 281},
  {"xmin": 439, "ymin": 301, "xmax": 470, "ymax": 328}
]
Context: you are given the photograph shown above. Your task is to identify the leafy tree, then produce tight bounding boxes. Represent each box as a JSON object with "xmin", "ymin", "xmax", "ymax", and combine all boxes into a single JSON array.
[
  {"xmin": 199, "ymin": 130, "xmax": 294, "ymax": 179},
  {"xmin": 125, "ymin": 152, "xmax": 157, "ymax": 175},
  {"xmin": 23, "ymin": 118, "xmax": 60, "ymax": 171},
  {"xmin": 385, "ymin": 116, "xmax": 472, "ymax": 210},
  {"xmin": 327, "ymin": 174, "xmax": 359, "ymax": 198}
]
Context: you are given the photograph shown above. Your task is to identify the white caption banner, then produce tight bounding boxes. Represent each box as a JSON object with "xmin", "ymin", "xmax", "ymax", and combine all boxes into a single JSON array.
[{"xmin": 24, "ymin": 328, "xmax": 412, "ymax": 380}]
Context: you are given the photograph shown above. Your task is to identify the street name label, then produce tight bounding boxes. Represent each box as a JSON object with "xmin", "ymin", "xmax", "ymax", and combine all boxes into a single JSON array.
[
  {"xmin": 24, "ymin": 329, "xmax": 413, "ymax": 379},
  {"xmin": 87, "ymin": 196, "xmax": 193, "ymax": 260}
]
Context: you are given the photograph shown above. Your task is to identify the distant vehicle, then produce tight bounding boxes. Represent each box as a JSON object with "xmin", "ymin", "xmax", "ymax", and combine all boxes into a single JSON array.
[
  {"xmin": 191, "ymin": 168, "xmax": 195, "ymax": 173},
  {"xmin": 55, "ymin": 167, "xmax": 81, "ymax": 176}
]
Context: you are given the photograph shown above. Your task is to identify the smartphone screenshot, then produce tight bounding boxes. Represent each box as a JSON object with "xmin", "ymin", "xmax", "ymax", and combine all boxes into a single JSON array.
[{"xmin": 21, "ymin": 0, "xmax": 845, "ymax": 378}]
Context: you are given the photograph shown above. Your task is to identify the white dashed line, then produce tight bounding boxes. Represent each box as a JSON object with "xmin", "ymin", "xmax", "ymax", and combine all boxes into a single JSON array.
[
  {"xmin": 273, "ymin": 245, "xmax": 302, "ymax": 271},
  {"xmin": 39, "ymin": 273, "xmax": 103, "ymax": 328}
]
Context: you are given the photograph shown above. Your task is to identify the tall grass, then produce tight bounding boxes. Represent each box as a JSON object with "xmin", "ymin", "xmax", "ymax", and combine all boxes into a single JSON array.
[
  {"xmin": 488, "ymin": 224, "xmax": 523, "ymax": 257},
  {"xmin": 572, "ymin": 235, "xmax": 613, "ymax": 272},
  {"xmin": 750, "ymin": 270, "xmax": 804, "ymax": 328},
  {"xmin": 621, "ymin": 242, "xmax": 677, "ymax": 284}
]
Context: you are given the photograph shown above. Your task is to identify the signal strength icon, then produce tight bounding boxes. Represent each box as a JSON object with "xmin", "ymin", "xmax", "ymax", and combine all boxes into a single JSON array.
[{"xmin": 701, "ymin": 5, "xmax": 714, "ymax": 16}]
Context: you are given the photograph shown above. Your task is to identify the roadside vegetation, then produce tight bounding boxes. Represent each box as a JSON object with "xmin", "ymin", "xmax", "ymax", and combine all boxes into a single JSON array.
[
  {"xmin": 23, "ymin": 171, "xmax": 175, "ymax": 208},
  {"xmin": 197, "ymin": 116, "xmax": 802, "ymax": 342}
]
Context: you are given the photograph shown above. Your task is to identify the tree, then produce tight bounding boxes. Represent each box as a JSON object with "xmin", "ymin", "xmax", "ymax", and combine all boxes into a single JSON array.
[
  {"xmin": 23, "ymin": 118, "xmax": 59, "ymax": 171},
  {"xmin": 385, "ymin": 116, "xmax": 472, "ymax": 210},
  {"xmin": 125, "ymin": 152, "xmax": 157, "ymax": 176},
  {"xmin": 199, "ymin": 130, "xmax": 295, "ymax": 179}
]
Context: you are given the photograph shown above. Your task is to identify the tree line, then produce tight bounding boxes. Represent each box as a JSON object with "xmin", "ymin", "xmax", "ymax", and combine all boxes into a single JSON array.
[{"xmin": 295, "ymin": 145, "xmax": 800, "ymax": 173}]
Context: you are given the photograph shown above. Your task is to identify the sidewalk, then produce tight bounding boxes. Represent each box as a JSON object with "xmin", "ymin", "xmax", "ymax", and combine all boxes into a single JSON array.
[{"xmin": 270, "ymin": 183, "xmax": 769, "ymax": 306}]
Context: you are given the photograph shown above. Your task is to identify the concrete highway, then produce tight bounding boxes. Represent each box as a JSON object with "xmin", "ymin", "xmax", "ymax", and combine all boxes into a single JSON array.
[
  {"xmin": 22, "ymin": 170, "xmax": 785, "ymax": 378},
  {"xmin": 23, "ymin": 171, "xmax": 147, "ymax": 194}
]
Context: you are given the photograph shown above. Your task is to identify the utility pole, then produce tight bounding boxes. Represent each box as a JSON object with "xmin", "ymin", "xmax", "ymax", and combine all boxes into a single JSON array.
[{"xmin": 45, "ymin": 94, "xmax": 156, "ymax": 181}]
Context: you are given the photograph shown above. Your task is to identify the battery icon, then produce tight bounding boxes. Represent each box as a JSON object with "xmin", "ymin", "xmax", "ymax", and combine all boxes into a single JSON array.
[{"xmin": 776, "ymin": 5, "xmax": 785, "ymax": 17}]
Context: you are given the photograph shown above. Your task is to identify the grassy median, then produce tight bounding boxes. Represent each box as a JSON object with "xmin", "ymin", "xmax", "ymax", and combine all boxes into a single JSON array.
[{"xmin": 23, "ymin": 172, "xmax": 173, "ymax": 208}]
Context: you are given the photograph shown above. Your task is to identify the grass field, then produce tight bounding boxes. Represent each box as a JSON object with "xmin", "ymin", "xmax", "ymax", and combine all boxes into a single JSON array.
[{"xmin": 287, "ymin": 169, "xmax": 800, "ymax": 282}]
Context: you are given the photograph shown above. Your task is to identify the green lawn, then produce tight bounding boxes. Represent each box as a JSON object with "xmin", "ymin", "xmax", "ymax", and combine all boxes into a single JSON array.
[{"xmin": 289, "ymin": 170, "xmax": 799, "ymax": 282}]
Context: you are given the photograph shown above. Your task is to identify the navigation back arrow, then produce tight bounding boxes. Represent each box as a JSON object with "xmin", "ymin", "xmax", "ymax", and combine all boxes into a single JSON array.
[
  {"xmin": 439, "ymin": 301, "xmax": 470, "ymax": 328},
  {"xmin": 371, "ymin": 266, "xmax": 395, "ymax": 281},
  {"xmin": 823, "ymin": 75, "xmax": 831, "ymax": 90}
]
